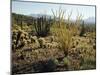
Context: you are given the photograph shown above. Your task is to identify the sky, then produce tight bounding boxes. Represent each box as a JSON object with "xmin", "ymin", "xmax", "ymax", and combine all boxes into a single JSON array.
[{"xmin": 12, "ymin": 1, "xmax": 96, "ymax": 20}]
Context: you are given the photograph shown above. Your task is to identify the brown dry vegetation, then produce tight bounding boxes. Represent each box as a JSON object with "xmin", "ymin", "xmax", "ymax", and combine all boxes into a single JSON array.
[{"xmin": 12, "ymin": 8, "xmax": 96, "ymax": 74}]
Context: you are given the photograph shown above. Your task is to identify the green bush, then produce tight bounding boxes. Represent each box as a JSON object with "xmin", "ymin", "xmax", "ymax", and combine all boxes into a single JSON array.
[{"xmin": 63, "ymin": 57, "xmax": 69, "ymax": 66}]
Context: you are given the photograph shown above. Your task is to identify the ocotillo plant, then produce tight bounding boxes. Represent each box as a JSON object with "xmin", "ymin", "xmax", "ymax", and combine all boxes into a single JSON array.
[
  {"xmin": 34, "ymin": 16, "xmax": 52, "ymax": 37},
  {"xmin": 51, "ymin": 7, "xmax": 72, "ymax": 56}
]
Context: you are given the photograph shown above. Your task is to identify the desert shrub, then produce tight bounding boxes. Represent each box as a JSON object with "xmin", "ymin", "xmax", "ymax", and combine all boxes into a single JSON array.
[
  {"xmin": 54, "ymin": 27, "xmax": 72, "ymax": 56},
  {"xmin": 34, "ymin": 16, "xmax": 52, "ymax": 37},
  {"xmin": 51, "ymin": 7, "xmax": 83, "ymax": 55},
  {"xmin": 31, "ymin": 36, "xmax": 37, "ymax": 43},
  {"xmin": 72, "ymin": 14, "xmax": 83, "ymax": 36},
  {"xmin": 80, "ymin": 54, "xmax": 96, "ymax": 70},
  {"xmin": 12, "ymin": 24, "xmax": 21, "ymax": 31},
  {"xmin": 80, "ymin": 47, "xmax": 96, "ymax": 69},
  {"xmin": 80, "ymin": 21, "xmax": 85, "ymax": 36},
  {"xmin": 74, "ymin": 40, "xmax": 96, "ymax": 70},
  {"xmin": 12, "ymin": 28, "xmax": 30, "ymax": 50},
  {"xmin": 63, "ymin": 57, "xmax": 81, "ymax": 70},
  {"xmin": 38, "ymin": 37, "xmax": 46, "ymax": 48},
  {"xmin": 51, "ymin": 7, "xmax": 72, "ymax": 56},
  {"xmin": 53, "ymin": 58, "xmax": 59, "ymax": 65},
  {"xmin": 82, "ymin": 24, "xmax": 96, "ymax": 33},
  {"xmin": 63, "ymin": 57, "xmax": 70, "ymax": 66}
]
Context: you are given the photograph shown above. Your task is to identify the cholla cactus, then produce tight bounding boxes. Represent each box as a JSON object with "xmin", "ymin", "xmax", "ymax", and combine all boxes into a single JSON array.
[
  {"xmin": 38, "ymin": 37, "xmax": 46, "ymax": 48},
  {"xmin": 34, "ymin": 16, "xmax": 52, "ymax": 37},
  {"xmin": 31, "ymin": 36, "xmax": 37, "ymax": 43}
]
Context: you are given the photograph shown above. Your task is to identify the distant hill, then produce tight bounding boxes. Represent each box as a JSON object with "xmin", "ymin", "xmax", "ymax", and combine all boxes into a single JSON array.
[
  {"xmin": 30, "ymin": 14, "xmax": 52, "ymax": 19},
  {"xmin": 30, "ymin": 14, "xmax": 95, "ymax": 24},
  {"xmin": 84, "ymin": 17, "xmax": 96, "ymax": 24}
]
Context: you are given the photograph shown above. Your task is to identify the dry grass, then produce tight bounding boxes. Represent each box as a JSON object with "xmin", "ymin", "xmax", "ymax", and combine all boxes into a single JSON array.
[
  {"xmin": 53, "ymin": 26, "xmax": 72, "ymax": 55},
  {"xmin": 51, "ymin": 7, "xmax": 73, "ymax": 55}
]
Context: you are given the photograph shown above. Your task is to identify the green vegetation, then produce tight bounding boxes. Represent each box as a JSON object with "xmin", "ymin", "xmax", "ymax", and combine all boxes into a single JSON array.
[{"xmin": 34, "ymin": 16, "xmax": 52, "ymax": 37}]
